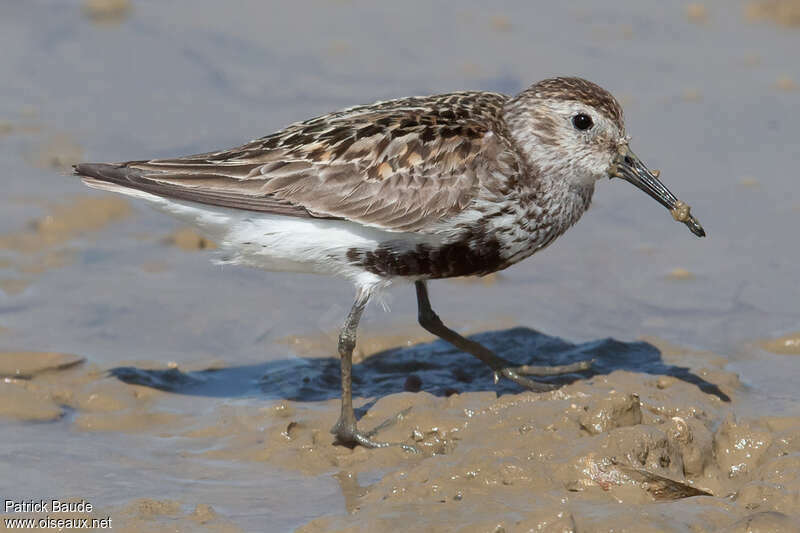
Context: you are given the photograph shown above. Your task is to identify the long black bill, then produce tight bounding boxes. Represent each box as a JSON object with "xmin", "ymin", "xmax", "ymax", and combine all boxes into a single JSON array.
[{"xmin": 612, "ymin": 148, "xmax": 705, "ymax": 237}]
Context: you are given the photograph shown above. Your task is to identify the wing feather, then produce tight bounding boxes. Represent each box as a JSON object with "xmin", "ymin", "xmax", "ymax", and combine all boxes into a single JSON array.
[{"xmin": 74, "ymin": 91, "xmax": 512, "ymax": 232}]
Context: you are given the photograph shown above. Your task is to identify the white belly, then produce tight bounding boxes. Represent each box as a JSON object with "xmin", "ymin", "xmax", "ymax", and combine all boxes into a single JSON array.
[{"xmin": 83, "ymin": 178, "xmax": 443, "ymax": 293}]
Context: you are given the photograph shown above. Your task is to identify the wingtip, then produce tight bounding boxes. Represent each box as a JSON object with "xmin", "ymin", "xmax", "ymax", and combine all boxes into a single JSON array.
[
  {"xmin": 72, "ymin": 162, "xmax": 94, "ymax": 177},
  {"xmin": 72, "ymin": 162, "xmax": 124, "ymax": 179}
]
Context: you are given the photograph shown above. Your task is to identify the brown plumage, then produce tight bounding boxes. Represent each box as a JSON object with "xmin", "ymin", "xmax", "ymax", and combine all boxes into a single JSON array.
[
  {"xmin": 74, "ymin": 77, "xmax": 704, "ymax": 450},
  {"xmin": 77, "ymin": 91, "xmax": 515, "ymax": 232}
]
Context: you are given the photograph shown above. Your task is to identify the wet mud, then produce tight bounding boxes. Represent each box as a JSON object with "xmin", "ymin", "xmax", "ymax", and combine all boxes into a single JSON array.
[
  {"xmin": 166, "ymin": 228, "xmax": 218, "ymax": 252},
  {"xmin": 0, "ymin": 196, "xmax": 131, "ymax": 300},
  {"xmin": 746, "ymin": 0, "xmax": 800, "ymax": 28},
  {"xmin": 26, "ymin": 133, "xmax": 84, "ymax": 172},
  {"xmin": 82, "ymin": 0, "xmax": 132, "ymax": 26},
  {"xmin": 759, "ymin": 332, "xmax": 800, "ymax": 355},
  {"xmin": 2, "ymin": 330, "xmax": 798, "ymax": 531}
]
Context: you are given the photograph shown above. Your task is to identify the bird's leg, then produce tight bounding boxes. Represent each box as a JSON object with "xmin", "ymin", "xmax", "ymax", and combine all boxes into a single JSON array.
[
  {"xmin": 331, "ymin": 290, "xmax": 418, "ymax": 452},
  {"xmin": 414, "ymin": 281, "xmax": 590, "ymax": 391}
]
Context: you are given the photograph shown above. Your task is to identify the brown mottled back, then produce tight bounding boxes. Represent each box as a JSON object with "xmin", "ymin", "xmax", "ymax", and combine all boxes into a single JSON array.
[{"xmin": 75, "ymin": 92, "xmax": 515, "ymax": 233}]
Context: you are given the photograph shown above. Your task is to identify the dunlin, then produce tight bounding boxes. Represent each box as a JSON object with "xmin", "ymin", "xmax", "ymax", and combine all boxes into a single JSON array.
[{"xmin": 75, "ymin": 77, "xmax": 705, "ymax": 449}]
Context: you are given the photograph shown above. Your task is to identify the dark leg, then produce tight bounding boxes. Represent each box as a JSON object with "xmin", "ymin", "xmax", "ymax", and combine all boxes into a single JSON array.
[
  {"xmin": 331, "ymin": 289, "xmax": 417, "ymax": 452},
  {"xmin": 415, "ymin": 281, "xmax": 591, "ymax": 391}
]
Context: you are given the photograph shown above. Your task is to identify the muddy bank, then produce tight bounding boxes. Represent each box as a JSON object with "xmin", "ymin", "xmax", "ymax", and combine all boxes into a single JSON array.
[{"xmin": 1, "ymin": 332, "xmax": 797, "ymax": 531}]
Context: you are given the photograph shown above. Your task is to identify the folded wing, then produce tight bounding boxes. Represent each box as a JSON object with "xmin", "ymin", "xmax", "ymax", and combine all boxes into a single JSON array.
[{"xmin": 75, "ymin": 92, "xmax": 510, "ymax": 232}]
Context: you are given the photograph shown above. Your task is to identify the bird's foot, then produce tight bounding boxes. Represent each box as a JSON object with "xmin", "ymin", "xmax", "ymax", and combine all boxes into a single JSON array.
[
  {"xmin": 331, "ymin": 407, "xmax": 419, "ymax": 453},
  {"xmin": 493, "ymin": 359, "xmax": 593, "ymax": 392}
]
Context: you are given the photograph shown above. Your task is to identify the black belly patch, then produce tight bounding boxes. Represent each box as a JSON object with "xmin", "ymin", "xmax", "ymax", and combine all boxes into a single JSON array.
[{"xmin": 347, "ymin": 235, "xmax": 506, "ymax": 279}]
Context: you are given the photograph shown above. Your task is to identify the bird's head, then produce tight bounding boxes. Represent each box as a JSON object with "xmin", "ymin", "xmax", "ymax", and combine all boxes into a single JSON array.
[{"xmin": 505, "ymin": 77, "xmax": 704, "ymax": 237}]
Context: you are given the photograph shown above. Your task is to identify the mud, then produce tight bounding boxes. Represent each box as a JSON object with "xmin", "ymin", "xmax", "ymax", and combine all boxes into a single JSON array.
[
  {"xmin": 0, "ymin": 196, "xmax": 131, "ymax": 254},
  {"xmin": 759, "ymin": 332, "xmax": 800, "ymax": 355},
  {"xmin": 686, "ymin": 4, "xmax": 709, "ymax": 25},
  {"xmin": 0, "ymin": 122, "xmax": 43, "ymax": 140},
  {"xmin": 166, "ymin": 228, "xmax": 218, "ymax": 251},
  {"xmin": 666, "ymin": 267, "xmax": 695, "ymax": 281},
  {"xmin": 0, "ymin": 279, "xmax": 31, "ymax": 296},
  {"xmin": 0, "ymin": 351, "xmax": 84, "ymax": 378},
  {"xmin": 27, "ymin": 133, "xmax": 84, "ymax": 172},
  {"xmin": 775, "ymin": 75, "xmax": 799, "ymax": 90},
  {"xmin": 82, "ymin": 0, "xmax": 132, "ymax": 26},
  {"xmin": 489, "ymin": 15, "xmax": 513, "ymax": 33},
  {"xmin": 0, "ymin": 330, "xmax": 798, "ymax": 531},
  {"xmin": 0, "ymin": 196, "xmax": 131, "ymax": 300},
  {"xmin": 746, "ymin": 0, "xmax": 800, "ymax": 28}
]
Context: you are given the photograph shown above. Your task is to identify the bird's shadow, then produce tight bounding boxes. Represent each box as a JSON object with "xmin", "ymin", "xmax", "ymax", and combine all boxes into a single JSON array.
[{"xmin": 108, "ymin": 326, "xmax": 730, "ymax": 403}]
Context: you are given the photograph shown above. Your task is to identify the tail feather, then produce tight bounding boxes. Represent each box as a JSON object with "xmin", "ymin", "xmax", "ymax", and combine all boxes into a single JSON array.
[
  {"xmin": 75, "ymin": 163, "xmax": 164, "ymax": 201},
  {"xmin": 72, "ymin": 162, "xmax": 318, "ymax": 218}
]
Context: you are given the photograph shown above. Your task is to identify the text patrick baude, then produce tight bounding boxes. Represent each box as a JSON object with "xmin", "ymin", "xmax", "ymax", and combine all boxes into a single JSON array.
[{"xmin": 5, "ymin": 499, "xmax": 93, "ymax": 513}]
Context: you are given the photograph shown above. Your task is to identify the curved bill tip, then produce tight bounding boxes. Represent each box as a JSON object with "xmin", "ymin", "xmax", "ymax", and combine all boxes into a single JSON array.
[
  {"xmin": 613, "ymin": 148, "xmax": 706, "ymax": 238},
  {"xmin": 686, "ymin": 215, "xmax": 706, "ymax": 237}
]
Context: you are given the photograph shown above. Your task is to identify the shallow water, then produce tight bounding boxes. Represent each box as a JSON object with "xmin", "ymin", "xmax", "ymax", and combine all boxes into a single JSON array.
[{"xmin": 1, "ymin": 0, "xmax": 799, "ymax": 531}]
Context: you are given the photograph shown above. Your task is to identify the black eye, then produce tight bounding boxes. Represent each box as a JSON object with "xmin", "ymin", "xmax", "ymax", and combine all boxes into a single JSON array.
[{"xmin": 572, "ymin": 113, "xmax": 593, "ymax": 131}]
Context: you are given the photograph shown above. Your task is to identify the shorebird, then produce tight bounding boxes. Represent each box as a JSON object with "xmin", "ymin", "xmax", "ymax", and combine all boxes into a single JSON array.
[{"xmin": 74, "ymin": 77, "xmax": 705, "ymax": 450}]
